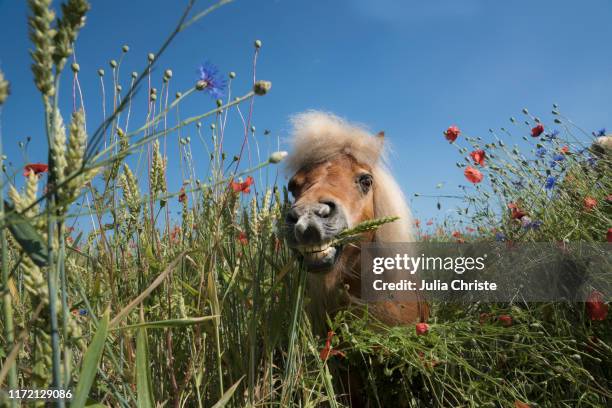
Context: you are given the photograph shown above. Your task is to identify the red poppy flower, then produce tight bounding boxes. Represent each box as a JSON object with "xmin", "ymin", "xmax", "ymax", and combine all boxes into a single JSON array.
[
  {"xmin": 426, "ymin": 220, "xmax": 433, "ymax": 226},
  {"xmin": 466, "ymin": 227, "xmax": 475, "ymax": 233},
  {"xmin": 23, "ymin": 163, "xmax": 48, "ymax": 177},
  {"xmin": 469, "ymin": 149, "xmax": 486, "ymax": 166},
  {"xmin": 515, "ymin": 402, "xmax": 530, "ymax": 408},
  {"xmin": 319, "ymin": 330, "xmax": 345, "ymax": 360},
  {"xmin": 464, "ymin": 166, "xmax": 483, "ymax": 183},
  {"xmin": 583, "ymin": 196, "xmax": 597, "ymax": 211},
  {"xmin": 415, "ymin": 322, "xmax": 429, "ymax": 335},
  {"xmin": 586, "ymin": 290, "xmax": 608, "ymax": 321},
  {"xmin": 414, "ymin": 219, "xmax": 421, "ymax": 228},
  {"xmin": 452, "ymin": 231, "xmax": 461, "ymax": 238},
  {"xmin": 237, "ymin": 231, "xmax": 248, "ymax": 245},
  {"xmin": 508, "ymin": 202, "xmax": 527, "ymax": 220},
  {"xmin": 178, "ymin": 187, "xmax": 187, "ymax": 203},
  {"xmin": 479, "ymin": 312, "xmax": 491, "ymax": 325},
  {"xmin": 608, "ymin": 228, "xmax": 612, "ymax": 243},
  {"xmin": 531, "ymin": 124, "xmax": 544, "ymax": 137},
  {"xmin": 559, "ymin": 145, "xmax": 569, "ymax": 154},
  {"xmin": 605, "ymin": 195, "xmax": 612, "ymax": 204},
  {"xmin": 444, "ymin": 125, "xmax": 460, "ymax": 143},
  {"xmin": 230, "ymin": 176, "xmax": 255, "ymax": 194},
  {"xmin": 498, "ymin": 315, "xmax": 513, "ymax": 327}
]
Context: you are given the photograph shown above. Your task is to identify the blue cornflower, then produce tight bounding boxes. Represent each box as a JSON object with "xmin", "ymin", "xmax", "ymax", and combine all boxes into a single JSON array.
[
  {"xmin": 587, "ymin": 156, "xmax": 597, "ymax": 167},
  {"xmin": 595, "ymin": 128, "xmax": 606, "ymax": 137},
  {"xmin": 549, "ymin": 154, "xmax": 565, "ymax": 167},
  {"xmin": 530, "ymin": 220, "xmax": 543, "ymax": 229},
  {"xmin": 196, "ymin": 62, "xmax": 226, "ymax": 98},
  {"xmin": 495, "ymin": 232, "xmax": 506, "ymax": 242},
  {"xmin": 535, "ymin": 147, "xmax": 547, "ymax": 158},
  {"xmin": 545, "ymin": 129, "xmax": 559, "ymax": 141},
  {"xmin": 545, "ymin": 176, "xmax": 556, "ymax": 190}
]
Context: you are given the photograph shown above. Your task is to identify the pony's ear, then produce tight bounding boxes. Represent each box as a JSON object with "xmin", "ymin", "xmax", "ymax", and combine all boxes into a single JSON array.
[{"xmin": 374, "ymin": 131, "xmax": 385, "ymax": 159}]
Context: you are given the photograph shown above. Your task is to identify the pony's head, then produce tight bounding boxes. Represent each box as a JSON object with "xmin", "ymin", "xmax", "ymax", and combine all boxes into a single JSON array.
[{"xmin": 284, "ymin": 111, "xmax": 414, "ymax": 273}]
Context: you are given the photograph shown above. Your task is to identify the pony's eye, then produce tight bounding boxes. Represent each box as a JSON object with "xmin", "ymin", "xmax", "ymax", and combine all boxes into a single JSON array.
[{"xmin": 358, "ymin": 174, "xmax": 373, "ymax": 193}]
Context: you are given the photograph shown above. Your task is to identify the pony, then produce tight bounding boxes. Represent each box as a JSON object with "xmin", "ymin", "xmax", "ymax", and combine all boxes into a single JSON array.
[{"xmin": 284, "ymin": 111, "xmax": 428, "ymax": 328}]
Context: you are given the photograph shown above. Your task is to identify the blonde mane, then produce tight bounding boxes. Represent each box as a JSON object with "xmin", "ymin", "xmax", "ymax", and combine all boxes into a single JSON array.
[{"xmin": 286, "ymin": 111, "xmax": 414, "ymax": 243}]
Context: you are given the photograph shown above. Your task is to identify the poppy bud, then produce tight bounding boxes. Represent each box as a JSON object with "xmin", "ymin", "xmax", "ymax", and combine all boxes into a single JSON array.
[
  {"xmin": 196, "ymin": 80, "xmax": 208, "ymax": 90},
  {"xmin": 109, "ymin": 59, "xmax": 117, "ymax": 69},
  {"xmin": 98, "ymin": 69, "xmax": 105, "ymax": 77},
  {"xmin": 229, "ymin": 71, "xmax": 236, "ymax": 79},
  {"xmin": 71, "ymin": 63, "xmax": 80, "ymax": 73},
  {"xmin": 148, "ymin": 52, "xmax": 155, "ymax": 62},
  {"xmin": 254, "ymin": 39, "xmax": 262, "ymax": 48},
  {"xmin": 415, "ymin": 322, "xmax": 429, "ymax": 335},
  {"xmin": 253, "ymin": 80, "xmax": 272, "ymax": 95},
  {"xmin": 122, "ymin": 45, "xmax": 130, "ymax": 53},
  {"xmin": 269, "ymin": 151, "xmax": 288, "ymax": 164}
]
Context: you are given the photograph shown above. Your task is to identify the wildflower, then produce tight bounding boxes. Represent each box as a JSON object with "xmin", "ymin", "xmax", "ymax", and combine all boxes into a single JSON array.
[
  {"xmin": 607, "ymin": 228, "xmax": 612, "ymax": 243},
  {"xmin": 469, "ymin": 149, "xmax": 486, "ymax": 166},
  {"xmin": 594, "ymin": 128, "xmax": 606, "ymax": 137},
  {"xmin": 268, "ymin": 151, "xmax": 288, "ymax": 164},
  {"xmin": 464, "ymin": 166, "xmax": 483, "ymax": 183},
  {"xmin": 230, "ymin": 176, "xmax": 255, "ymax": 194},
  {"xmin": 452, "ymin": 231, "xmax": 461, "ymax": 238},
  {"xmin": 178, "ymin": 187, "xmax": 187, "ymax": 203},
  {"xmin": 498, "ymin": 315, "xmax": 513, "ymax": 327},
  {"xmin": 466, "ymin": 227, "xmax": 475, "ymax": 233},
  {"xmin": 521, "ymin": 216, "xmax": 532, "ymax": 228},
  {"xmin": 415, "ymin": 322, "xmax": 429, "ymax": 335},
  {"xmin": 531, "ymin": 124, "xmax": 544, "ymax": 137},
  {"xmin": 514, "ymin": 402, "xmax": 530, "ymax": 408},
  {"xmin": 479, "ymin": 313, "xmax": 491, "ymax": 324},
  {"xmin": 237, "ymin": 231, "xmax": 248, "ymax": 245},
  {"xmin": 551, "ymin": 153, "xmax": 565, "ymax": 164},
  {"xmin": 530, "ymin": 220, "xmax": 543, "ymax": 230},
  {"xmin": 583, "ymin": 196, "xmax": 597, "ymax": 211},
  {"xmin": 23, "ymin": 163, "xmax": 48, "ymax": 177},
  {"xmin": 545, "ymin": 129, "xmax": 559, "ymax": 140},
  {"xmin": 585, "ymin": 290, "xmax": 608, "ymax": 321},
  {"xmin": 508, "ymin": 203, "xmax": 526, "ymax": 220},
  {"xmin": 587, "ymin": 156, "xmax": 597, "ymax": 167},
  {"xmin": 605, "ymin": 194, "xmax": 612, "ymax": 203},
  {"xmin": 426, "ymin": 220, "xmax": 433, "ymax": 226},
  {"xmin": 535, "ymin": 147, "xmax": 547, "ymax": 158},
  {"xmin": 444, "ymin": 125, "xmax": 460, "ymax": 143},
  {"xmin": 414, "ymin": 219, "xmax": 421, "ymax": 228},
  {"xmin": 253, "ymin": 80, "xmax": 272, "ymax": 96},
  {"xmin": 544, "ymin": 176, "xmax": 556, "ymax": 190},
  {"xmin": 495, "ymin": 232, "xmax": 506, "ymax": 242},
  {"xmin": 196, "ymin": 61, "xmax": 226, "ymax": 98},
  {"xmin": 559, "ymin": 145, "xmax": 569, "ymax": 154},
  {"xmin": 320, "ymin": 330, "xmax": 345, "ymax": 360}
]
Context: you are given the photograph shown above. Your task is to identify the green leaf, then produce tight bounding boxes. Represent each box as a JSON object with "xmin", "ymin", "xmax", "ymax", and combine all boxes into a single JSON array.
[
  {"xmin": 136, "ymin": 327, "xmax": 155, "ymax": 408},
  {"xmin": 113, "ymin": 316, "xmax": 218, "ymax": 331},
  {"xmin": 3, "ymin": 200, "xmax": 48, "ymax": 266},
  {"xmin": 211, "ymin": 377, "xmax": 244, "ymax": 408},
  {"xmin": 71, "ymin": 309, "xmax": 110, "ymax": 408}
]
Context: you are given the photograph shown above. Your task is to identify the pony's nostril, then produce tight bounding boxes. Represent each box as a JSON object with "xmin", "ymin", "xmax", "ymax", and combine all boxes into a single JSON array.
[
  {"xmin": 317, "ymin": 201, "xmax": 336, "ymax": 218},
  {"xmin": 286, "ymin": 208, "xmax": 299, "ymax": 224}
]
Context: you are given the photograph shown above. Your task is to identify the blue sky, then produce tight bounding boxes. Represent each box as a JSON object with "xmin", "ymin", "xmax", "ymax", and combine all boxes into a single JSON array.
[{"xmin": 1, "ymin": 0, "xmax": 611, "ymax": 226}]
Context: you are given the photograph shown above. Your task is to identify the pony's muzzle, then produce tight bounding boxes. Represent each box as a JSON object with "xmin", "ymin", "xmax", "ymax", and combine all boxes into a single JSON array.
[{"xmin": 285, "ymin": 200, "xmax": 347, "ymax": 271}]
